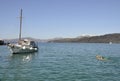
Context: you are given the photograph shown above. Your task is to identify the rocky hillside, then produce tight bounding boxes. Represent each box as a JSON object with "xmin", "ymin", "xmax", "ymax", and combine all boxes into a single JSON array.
[{"xmin": 48, "ymin": 33, "xmax": 120, "ymax": 43}]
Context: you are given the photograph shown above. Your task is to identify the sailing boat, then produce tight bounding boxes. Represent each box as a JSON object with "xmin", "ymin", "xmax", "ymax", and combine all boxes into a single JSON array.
[{"xmin": 8, "ymin": 9, "xmax": 38, "ymax": 54}]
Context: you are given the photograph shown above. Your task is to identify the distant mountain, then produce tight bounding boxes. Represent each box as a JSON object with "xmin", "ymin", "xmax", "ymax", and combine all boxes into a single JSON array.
[
  {"xmin": 48, "ymin": 33, "xmax": 120, "ymax": 43},
  {"xmin": 3, "ymin": 33, "xmax": 120, "ymax": 43},
  {"xmin": 76, "ymin": 34, "xmax": 92, "ymax": 38},
  {"xmin": 4, "ymin": 37, "xmax": 48, "ymax": 43}
]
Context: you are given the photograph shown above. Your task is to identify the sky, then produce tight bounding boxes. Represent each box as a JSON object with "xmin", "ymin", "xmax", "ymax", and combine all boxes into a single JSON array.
[{"xmin": 0, "ymin": 0, "xmax": 120, "ymax": 39}]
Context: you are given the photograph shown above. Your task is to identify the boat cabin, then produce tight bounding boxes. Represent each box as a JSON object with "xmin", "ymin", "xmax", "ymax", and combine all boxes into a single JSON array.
[{"xmin": 18, "ymin": 39, "xmax": 37, "ymax": 47}]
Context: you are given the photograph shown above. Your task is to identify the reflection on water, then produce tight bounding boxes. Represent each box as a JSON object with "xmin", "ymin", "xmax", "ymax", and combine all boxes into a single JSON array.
[
  {"xmin": 10, "ymin": 53, "xmax": 37, "ymax": 63},
  {"xmin": 22, "ymin": 54, "xmax": 32, "ymax": 63},
  {"xmin": 0, "ymin": 52, "xmax": 38, "ymax": 81}
]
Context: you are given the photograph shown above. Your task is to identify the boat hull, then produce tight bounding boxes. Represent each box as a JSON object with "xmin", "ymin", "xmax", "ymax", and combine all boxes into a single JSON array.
[{"xmin": 8, "ymin": 44, "xmax": 38, "ymax": 54}]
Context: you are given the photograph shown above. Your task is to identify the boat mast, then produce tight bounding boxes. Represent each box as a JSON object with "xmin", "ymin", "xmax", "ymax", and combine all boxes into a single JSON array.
[{"xmin": 19, "ymin": 9, "xmax": 22, "ymax": 40}]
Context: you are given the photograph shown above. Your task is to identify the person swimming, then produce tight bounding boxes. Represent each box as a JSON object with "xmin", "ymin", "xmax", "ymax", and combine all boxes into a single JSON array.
[{"xmin": 96, "ymin": 55, "xmax": 106, "ymax": 61}]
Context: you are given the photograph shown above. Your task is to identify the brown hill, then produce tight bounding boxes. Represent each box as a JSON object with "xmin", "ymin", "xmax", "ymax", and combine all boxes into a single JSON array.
[{"xmin": 48, "ymin": 33, "xmax": 120, "ymax": 43}]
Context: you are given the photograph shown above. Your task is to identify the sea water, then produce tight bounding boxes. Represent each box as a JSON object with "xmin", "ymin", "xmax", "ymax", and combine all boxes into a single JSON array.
[{"xmin": 0, "ymin": 43, "xmax": 120, "ymax": 81}]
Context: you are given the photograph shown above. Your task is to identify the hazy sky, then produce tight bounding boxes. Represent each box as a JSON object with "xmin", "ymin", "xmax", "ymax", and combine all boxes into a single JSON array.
[{"xmin": 0, "ymin": 0, "xmax": 120, "ymax": 39}]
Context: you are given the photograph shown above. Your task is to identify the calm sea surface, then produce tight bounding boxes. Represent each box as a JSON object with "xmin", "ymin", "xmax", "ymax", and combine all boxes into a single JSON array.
[{"xmin": 0, "ymin": 43, "xmax": 120, "ymax": 81}]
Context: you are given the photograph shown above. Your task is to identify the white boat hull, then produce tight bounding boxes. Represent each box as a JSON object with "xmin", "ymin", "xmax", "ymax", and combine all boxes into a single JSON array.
[{"xmin": 8, "ymin": 44, "xmax": 38, "ymax": 54}]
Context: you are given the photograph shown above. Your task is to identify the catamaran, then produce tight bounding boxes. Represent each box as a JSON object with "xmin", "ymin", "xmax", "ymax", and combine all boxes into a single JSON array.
[{"xmin": 8, "ymin": 9, "xmax": 38, "ymax": 54}]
